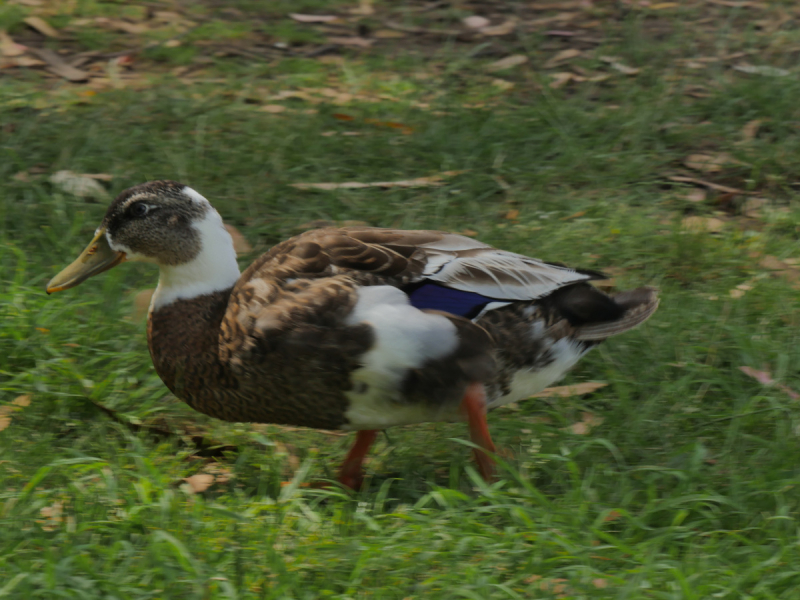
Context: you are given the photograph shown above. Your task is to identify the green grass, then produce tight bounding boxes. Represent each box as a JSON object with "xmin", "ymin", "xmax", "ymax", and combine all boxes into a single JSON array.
[{"xmin": 3, "ymin": 2, "xmax": 800, "ymax": 598}]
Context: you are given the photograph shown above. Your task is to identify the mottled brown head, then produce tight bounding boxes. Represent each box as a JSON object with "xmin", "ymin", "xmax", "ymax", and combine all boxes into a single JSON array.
[
  {"xmin": 47, "ymin": 181, "xmax": 240, "ymax": 298},
  {"xmin": 101, "ymin": 180, "xmax": 208, "ymax": 266}
]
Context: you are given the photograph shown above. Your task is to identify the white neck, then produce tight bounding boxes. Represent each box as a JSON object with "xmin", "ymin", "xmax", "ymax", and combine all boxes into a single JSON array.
[{"xmin": 151, "ymin": 208, "xmax": 240, "ymax": 311}]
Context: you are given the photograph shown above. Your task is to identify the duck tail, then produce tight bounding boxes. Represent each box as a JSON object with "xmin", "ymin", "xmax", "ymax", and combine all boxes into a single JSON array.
[{"xmin": 573, "ymin": 286, "xmax": 659, "ymax": 341}]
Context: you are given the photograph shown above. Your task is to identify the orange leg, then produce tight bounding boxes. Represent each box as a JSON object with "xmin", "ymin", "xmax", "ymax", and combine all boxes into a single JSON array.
[
  {"xmin": 338, "ymin": 429, "xmax": 378, "ymax": 489},
  {"xmin": 461, "ymin": 382, "xmax": 496, "ymax": 482}
]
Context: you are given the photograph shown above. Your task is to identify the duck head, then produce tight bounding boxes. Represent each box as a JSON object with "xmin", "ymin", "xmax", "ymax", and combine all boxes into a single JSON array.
[{"xmin": 47, "ymin": 181, "xmax": 240, "ymax": 310}]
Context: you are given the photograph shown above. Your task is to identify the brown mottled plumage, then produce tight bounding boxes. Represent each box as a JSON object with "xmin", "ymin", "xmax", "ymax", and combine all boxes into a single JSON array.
[{"xmin": 47, "ymin": 181, "xmax": 659, "ymax": 488}]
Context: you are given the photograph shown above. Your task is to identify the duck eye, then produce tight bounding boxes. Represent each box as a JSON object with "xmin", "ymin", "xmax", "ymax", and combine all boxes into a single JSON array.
[{"xmin": 130, "ymin": 203, "xmax": 149, "ymax": 218}]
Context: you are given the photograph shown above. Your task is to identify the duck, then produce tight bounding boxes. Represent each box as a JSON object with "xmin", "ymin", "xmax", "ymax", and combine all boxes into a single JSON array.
[{"xmin": 47, "ymin": 181, "xmax": 658, "ymax": 488}]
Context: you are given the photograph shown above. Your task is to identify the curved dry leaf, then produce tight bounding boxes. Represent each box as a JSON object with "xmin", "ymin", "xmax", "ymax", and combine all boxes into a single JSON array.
[
  {"xmin": 531, "ymin": 382, "xmax": 608, "ymax": 398},
  {"xmin": 486, "ymin": 54, "xmax": 528, "ymax": 72},
  {"xmin": 224, "ymin": 224, "xmax": 253, "ymax": 255},
  {"xmin": 12, "ymin": 395, "xmax": 31, "ymax": 407},
  {"xmin": 0, "ymin": 31, "xmax": 26, "ymax": 57},
  {"xmin": 734, "ymin": 64, "xmax": 789, "ymax": 77},
  {"xmin": 290, "ymin": 170, "xmax": 467, "ymax": 190},
  {"xmin": 741, "ymin": 119, "xmax": 762, "ymax": 141},
  {"xmin": 260, "ymin": 104, "xmax": 286, "ymax": 113},
  {"xmin": 289, "ymin": 13, "xmax": 340, "ymax": 23},
  {"xmin": 682, "ymin": 216, "xmax": 725, "ymax": 233},
  {"xmin": 50, "ymin": 170, "xmax": 109, "ymax": 199},
  {"xmin": 24, "ymin": 16, "xmax": 60, "ymax": 38},
  {"xmin": 184, "ymin": 473, "xmax": 215, "ymax": 493},
  {"xmin": 544, "ymin": 48, "xmax": 581, "ymax": 69},
  {"xmin": 684, "ymin": 153, "xmax": 739, "ymax": 173},
  {"xmin": 480, "ymin": 18, "xmax": 518, "ymax": 36},
  {"xmin": 463, "ymin": 16, "xmax": 490, "ymax": 29},
  {"xmin": 0, "ymin": 417, "xmax": 10, "ymax": 432}
]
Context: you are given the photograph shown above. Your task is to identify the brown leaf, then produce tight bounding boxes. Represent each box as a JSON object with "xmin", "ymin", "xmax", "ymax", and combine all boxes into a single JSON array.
[
  {"xmin": 667, "ymin": 175, "xmax": 754, "ymax": 195},
  {"xmin": 486, "ymin": 54, "xmax": 528, "ymax": 72},
  {"xmin": 289, "ymin": 13, "xmax": 340, "ymax": 23},
  {"xmin": 739, "ymin": 366, "xmax": 800, "ymax": 400},
  {"xmin": 531, "ymin": 382, "xmax": 608, "ymax": 398},
  {"xmin": 373, "ymin": 29, "xmax": 407, "ymax": 39},
  {"xmin": 544, "ymin": 48, "xmax": 582, "ymax": 69},
  {"xmin": 12, "ymin": 395, "xmax": 31, "ymax": 407},
  {"xmin": 24, "ymin": 16, "xmax": 60, "ymax": 38},
  {"xmin": 686, "ymin": 189, "xmax": 707, "ymax": 203},
  {"xmin": 224, "ymin": 224, "xmax": 253, "ymax": 255},
  {"xmin": 480, "ymin": 18, "xmax": 518, "ymax": 36},
  {"xmin": 50, "ymin": 170, "xmax": 109, "ymax": 199},
  {"xmin": 327, "ymin": 36, "xmax": 373, "ymax": 48},
  {"xmin": 609, "ymin": 61, "xmax": 640, "ymax": 75},
  {"xmin": 592, "ymin": 578, "xmax": 609, "ymax": 589},
  {"xmin": 561, "ymin": 210, "xmax": 586, "ymax": 220},
  {"xmin": 684, "ymin": 153, "xmax": 739, "ymax": 173},
  {"xmin": 290, "ymin": 170, "xmax": 467, "ymax": 190},
  {"xmin": 0, "ymin": 417, "xmax": 10, "ymax": 432},
  {"xmin": 26, "ymin": 48, "xmax": 89, "ymax": 82},
  {"xmin": 549, "ymin": 72, "xmax": 578, "ymax": 89},
  {"xmin": 741, "ymin": 119, "xmax": 762, "ymax": 141},
  {"xmin": 504, "ymin": 209, "xmax": 520, "ymax": 220},
  {"xmin": 463, "ymin": 16, "xmax": 490, "ymax": 29},
  {"xmin": 760, "ymin": 255, "xmax": 787, "ymax": 271},
  {"xmin": 733, "ymin": 64, "xmax": 789, "ymax": 77},
  {"xmin": 260, "ymin": 104, "xmax": 287, "ymax": 113},
  {"xmin": 650, "ymin": 2, "xmax": 679, "ymax": 8},
  {"xmin": 681, "ymin": 216, "xmax": 725, "ymax": 233},
  {"xmin": 563, "ymin": 411, "xmax": 604, "ymax": 435},
  {"xmin": 184, "ymin": 473, "xmax": 215, "ymax": 493},
  {"xmin": 0, "ymin": 31, "xmax": 26, "ymax": 57}
]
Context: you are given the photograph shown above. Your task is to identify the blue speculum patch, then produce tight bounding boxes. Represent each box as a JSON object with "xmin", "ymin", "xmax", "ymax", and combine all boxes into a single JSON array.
[{"xmin": 407, "ymin": 282, "xmax": 497, "ymax": 319}]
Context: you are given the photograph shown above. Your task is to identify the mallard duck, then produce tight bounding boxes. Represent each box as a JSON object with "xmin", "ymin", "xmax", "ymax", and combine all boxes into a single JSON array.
[{"xmin": 47, "ymin": 181, "xmax": 658, "ymax": 488}]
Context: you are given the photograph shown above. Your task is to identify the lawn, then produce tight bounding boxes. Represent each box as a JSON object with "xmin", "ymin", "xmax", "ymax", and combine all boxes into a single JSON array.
[{"xmin": 2, "ymin": 1, "xmax": 800, "ymax": 598}]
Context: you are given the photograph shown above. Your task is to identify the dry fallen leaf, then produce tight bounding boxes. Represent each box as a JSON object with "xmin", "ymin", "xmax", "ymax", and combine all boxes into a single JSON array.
[
  {"xmin": 12, "ymin": 395, "xmax": 31, "ymax": 407},
  {"xmin": 734, "ymin": 64, "xmax": 790, "ymax": 77},
  {"xmin": 26, "ymin": 48, "xmax": 89, "ymax": 82},
  {"xmin": 0, "ymin": 31, "xmax": 26, "ymax": 57},
  {"xmin": 260, "ymin": 104, "xmax": 287, "ymax": 113},
  {"xmin": 668, "ymin": 175, "xmax": 754, "ymax": 195},
  {"xmin": 544, "ymin": 48, "xmax": 581, "ymax": 69},
  {"xmin": 549, "ymin": 72, "xmax": 583, "ymax": 89},
  {"xmin": 290, "ymin": 170, "xmax": 467, "ymax": 190},
  {"xmin": 741, "ymin": 119, "xmax": 762, "ymax": 141},
  {"xmin": 289, "ymin": 13, "xmax": 340, "ymax": 23},
  {"xmin": 184, "ymin": 473, "xmax": 215, "ymax": 493},
  {"xmin": 682, "ymin": 216, "xmax": 725, "ymax": 233},
  {"xmin": 686, "ymin": 189, "xmax": 706, "ymax": 203},
  {"xmin": 0, "ymin": 417, "xmax": 10, "ymax": 432},
  {"xmin": 479, "ymin": 18, "xmax": 518, "ymax": 36},
  {"xmin": 563, "ymin": 411, "xmax": 604, "ymax": 435},
  {"xmin": 650, "ymin": 2, "xmax": 679, "ymax": 8},
  {"xmin": 224, "ymin": 224, "xmax": 253, "ymax": 255},
  {"xmin": 486, "ymin": 54, "xmax": 528, "ymax": 72},
  {"xmin": 531, "ymin": 382, "xmax": 608, "ymax": 398},
  {"xmin": 50, "ymin": 170, "xmax": 109, "ymax": 199},
  {"xmin": 463, "ymin": 16, "xmax": 490, "ymax": 29},
  {"xmin": 739, "ymin": 366, "xmax": 800, "ymax": 400},
  {"xmin": 24, "ymin": 16, "xmax": 60, "ymax": 38},
  {"xmin": 684, "ymin": 153, "xmax": 740, "ymax": 173},
  {"xmin": 327, "ymin": 36, "xmax": 373, "ymax": 48}
]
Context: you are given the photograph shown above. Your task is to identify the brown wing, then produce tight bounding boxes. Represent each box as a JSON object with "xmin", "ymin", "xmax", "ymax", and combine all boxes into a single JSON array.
[{"xmin": 219, "ymin": 227, "xmax": 596, "ymax": 369}]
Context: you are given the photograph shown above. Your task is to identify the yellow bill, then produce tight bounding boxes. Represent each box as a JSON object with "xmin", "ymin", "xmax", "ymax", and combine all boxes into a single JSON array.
[{"xmin": 46, "ymin": 228, "xmax": 126, "ymax": 294}]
